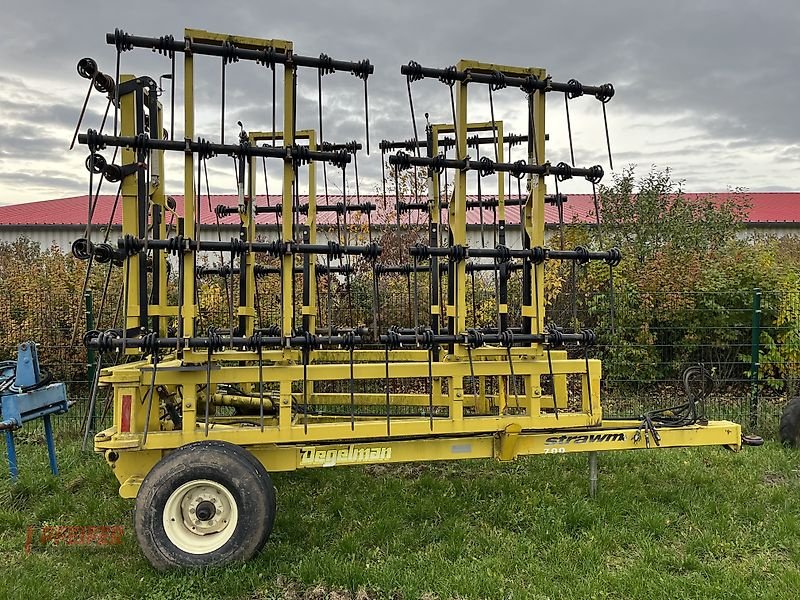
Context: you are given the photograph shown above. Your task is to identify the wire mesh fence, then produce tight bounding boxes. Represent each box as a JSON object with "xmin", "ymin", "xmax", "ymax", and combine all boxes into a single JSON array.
[{"xmin": 1, "ymin": 274, "xmax": 797, "ymax": 437}]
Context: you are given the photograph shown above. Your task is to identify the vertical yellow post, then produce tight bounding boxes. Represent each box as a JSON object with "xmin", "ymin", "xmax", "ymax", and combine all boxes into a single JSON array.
[
  {"xmin": 182, "ymin": 31, "xmax": 196, "ymax": 338},
  {"xmin": 278, "ymin": 63, "xmax": 297, "ymax": 434},
  {"xmin": 450, "ymin": 69, "xmax": 470, "ymax": 421},
  {"xmin": 119, "ymin": 75, "xmax": 139, "ymax": 335},
  {"xmin": 429, "ymin": 131, "xmax": 443, "ymax": 408},
  {"xmin": 281, "ymin": 65, "xmax": 295, "ymax": 339},
  {"xmin": 181, "ymin": 33, "xmax": 197, "ymax": 435},
  {"xmin": 452, "ymin": 76, "xmax": 468, "ymax": 342},
  {"xmin": 181, "ymin": 384, "xmax": 197, "ymax": 433},
  {"xmin": 529, "ymin": 82, "xmax": 547, "ymax": 335}
]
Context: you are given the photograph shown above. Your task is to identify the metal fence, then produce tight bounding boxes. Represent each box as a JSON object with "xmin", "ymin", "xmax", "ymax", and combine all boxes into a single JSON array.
[{"xmin": 1, "ymin": 282, "xmax": 796, "ymax": 438}]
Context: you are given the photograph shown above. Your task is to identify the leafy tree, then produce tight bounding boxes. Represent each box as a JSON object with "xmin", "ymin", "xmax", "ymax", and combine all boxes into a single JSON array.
[{"xmin": 597, "ymin": 166, "xmax": 750, "ymax": 263}]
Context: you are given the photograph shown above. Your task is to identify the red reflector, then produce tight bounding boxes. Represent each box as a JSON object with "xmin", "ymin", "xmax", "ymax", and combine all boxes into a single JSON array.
[{"xmin": 121, "ymin": 395, "xmax": 132, "ymax": 432}]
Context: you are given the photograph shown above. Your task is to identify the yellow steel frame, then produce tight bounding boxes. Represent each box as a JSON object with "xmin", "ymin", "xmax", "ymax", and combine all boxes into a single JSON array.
[{"xmin": 93, "ymin": 38, "xmax": 743, "ymax": 498}]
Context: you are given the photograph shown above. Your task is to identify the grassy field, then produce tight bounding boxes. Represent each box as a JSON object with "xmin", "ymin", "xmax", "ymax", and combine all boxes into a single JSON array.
[{"xmin": 0, "ymin": 435, "xmax": 798, "ymax": 600}]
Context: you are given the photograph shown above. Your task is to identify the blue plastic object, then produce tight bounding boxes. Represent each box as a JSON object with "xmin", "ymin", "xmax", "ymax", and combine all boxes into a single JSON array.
[{"xmin": 0, "ymin": 342, "xmax": 70, "ymax": 480}]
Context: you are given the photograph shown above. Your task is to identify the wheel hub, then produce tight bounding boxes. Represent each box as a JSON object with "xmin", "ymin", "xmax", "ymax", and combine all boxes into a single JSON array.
[{"xmin": 175, "ymin": 485, "xmax": 231, "ymax": 535}]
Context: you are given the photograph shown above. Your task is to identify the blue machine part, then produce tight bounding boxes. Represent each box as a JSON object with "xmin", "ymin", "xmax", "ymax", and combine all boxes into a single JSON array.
[{"xmin": 0, "ymin": 342, "xmax": 70, "ymax": 480}]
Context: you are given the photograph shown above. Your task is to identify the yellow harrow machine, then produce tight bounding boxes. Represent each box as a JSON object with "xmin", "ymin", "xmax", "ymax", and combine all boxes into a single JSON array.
[{"xmin": 71, "ymin": 28, "xmax": 755, "ymax": 569}]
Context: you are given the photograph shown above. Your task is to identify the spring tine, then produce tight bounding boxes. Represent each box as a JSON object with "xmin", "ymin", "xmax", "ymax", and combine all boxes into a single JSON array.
[
  {"xmin": 381, "ymin": 149, "xmax": 387, "ymax": 208},
  {"xmin": 349, "ymin": 345, "xmax": 355, "ymax": 431},
  {"xmin": 326, "ymin": 254, "xmax": 333, "ymax": 336},
  {"xmin": 372, "ymin": 268, "xmax": 380, "ymax": 337},
  {"xmin": 113, "ymin": 49, "xmax": 120, "ymax": 136},
  {"xmin": 318, "ymin": 68, "xmax": 330, "ymax": 207},
  {"xmin": 292, "ymin": 69, "xmax": 298, "ymax": 150},
  {"xmin": 592, "ymin": 182, "xmax": 604, "ymax": 246},
  {"xmin": 142, "ymin": 353, "xmax": 158, "ymax": 446},
  {"xmin": 443, "ymin": 146, "xmax": 449, "ymax": 207},
  {"xmin": 404, "ymin": 271, "xmax": 412, "ymax": 324},
  {"xmin": 262, "ymin": 156, "xmax": 270, "ymax": 207},
  {"xmin": 470, "ymin": 270, "xmax": 477, "ymax": 324},
  {"xmin": 205, "ymin": 347, "xmax": 212, "ymax": 436},
  {"xmin": 467, "ymin": 345, "xmax": 479, "ymax": 405},
  {"xmin": 406, "ymin": 77, "xmax": 420, "ymax": 155},
  {"xmin": 428, "ymin": 346, "xmax": 434, "ymax": 430},
  {"xmin": 532, "ymin": 261, "xmax": 540, "ymax": 334},
  {"xmin": 258, "ymin": 345, "xmax": 265, "ymax": 432},
  {"xmin": 564, "ymin": 93, "xmax": 575, "ymax": 167},
  {"xmin": 571, "ymin": 261, "xmax": 577, "ymax": 323},
  {"xmin": 448, "ymin": 86, "xmax": 459, "ymax": 156},
  {"xmin": 208, "ymin": 158, "xmax": 233, "ymax": 320},
  {"xmin": 545, "ymin": 344, "xmax": 559, "ymax": 419},
  {"xmin": 584, "ymin": 342, "xmax": 593, "ymax": 416},
  {"xmin": 363, "ymin": 77, "xmax": 370, "ymax": 155},
  {"xmin": 413, "ymin": 255, "xmax": 420, "ymax": 332},
  {"xmin": 221, "ymin": 59, "xmax": 226, "ymax": 144},
  {"xmin": 70, "ymin": 251, "xmax": 94, "ymax": 347},
  {"xmin": 170, "ymin": 53, "xmax": 176, "ymax": 141},
  {"xmin": 354, "ymin": 150, "xmax": 361, "ymax": 204},
  {"xmin": 120, "ymin": 254, "xmax": 131, "ymax": 341},
  {"xmin": 479, "ymin": 182, "xmax": 485, "ymax": 247},
  {"xmin": 554, "ymin": 178, "xmax": 565, "ymax": 250},
  {"xmin": 507, "ymin": 141, "xmax": 512, "ymax": 202},
  {"xmin": 346, "ymin": 263, "xmax": 354, "ymax": 325},
  {"xmin": 70, "ymin": 77, "xmax": 96, "ymax": 150},
  {"xmin": 96, "ymin": 262, "xmax": 113, "ymax": 328},
  {"xmin": 488, "ymin": 87, "xmax": 499, "ymax": 162},
  {"xmin": 342, "ymin": 166, "xmax": 349, "ymax": 244},
  {"xmin": 394, "ymin": 168, "xmax": 401, "ymax": 226},
  {"xmin": 506, "ymin": 346, "xmax": 520, "ymax": 410},
  {"xmin": 413, "ymin": 165, "xmax": 419, "ymax": 207},
  {"xmin": 271, "ymin": 63, "xmax": 276, "ymax": 147},
  {"xmin": 517, "ymin": 177, "xmax": 524, "ymax": 250},
  {"xmin": 602, "ymin": 101, "xmax": 613, "ymax": 171},
  {"xmin": 608, "ymin": 264, "xmax": 616, "ymax": 335},
  {"xmin": 384, "ymin": 344, "xmax": 391, "ymax": 436},
  {"xmin": 81, "ymin": 354, "xmax": 103, "ymax": 451},
  {"xmin": 303, "ymin": 348, "xmax": 309, "ymax": 434},
  {"xmin": 527, "ymin": 93, "xmax": 539, "ymax": 165},
  {"xmin": 343, "ymin": 168, "xmax": 355, "ymax": 325},
  {"xmin": 317, "ymin": 66, "xmax": 325, "ymax": 145}
]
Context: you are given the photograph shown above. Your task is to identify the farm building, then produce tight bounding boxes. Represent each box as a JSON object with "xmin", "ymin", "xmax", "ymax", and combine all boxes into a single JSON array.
[{"xmin": 0, "ymin": 192, "xmax": 797, "ymax": 252}]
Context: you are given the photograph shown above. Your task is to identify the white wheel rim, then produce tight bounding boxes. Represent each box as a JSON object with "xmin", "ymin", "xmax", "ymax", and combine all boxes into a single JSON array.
[{"xmin": 163, "ymin": 479, "xmax": 239, "ymax": 555}]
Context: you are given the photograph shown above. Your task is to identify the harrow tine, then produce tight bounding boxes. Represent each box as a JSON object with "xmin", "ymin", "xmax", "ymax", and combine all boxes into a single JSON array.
[
  {"xmin": 81, "ymin": 355, "xmax": 103, "ymax": 451},
  {"xmin": 384, "ymin": 343, "xmax": 391, "ymax": 436},
  {"xmin": 602, "ymin": 101, "xmax": 613, "ymax": 171},
  {"xmin": 428, "ymin": 345, "xmax": 434, "ymax": 430},
  {"xmin": 545, "ymin": 340, "xmax": 559, "ymax": 420},
  {"xmin": 142, "ymin": 352, "xmax": 158, "ymax": 446},
  {"xmin": 349, "ymin": 344, "xmax": 355, "ymax": 431},
  {"xmin": 564, "ymin": 92, "xmax": 575, "ymax": 167},
  {"xmin": 258, "ymin": 344, "xmax": 265, "ymax": 432}
]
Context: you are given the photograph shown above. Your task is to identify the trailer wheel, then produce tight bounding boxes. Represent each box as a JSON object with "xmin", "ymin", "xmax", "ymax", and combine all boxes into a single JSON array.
[
  {"xmin": 779, "ymin": 397, "xmax": 800, "ymax": 448},
  {"xmin": 134, "ymin": 441, "xmax": 276, "ymax": 570}
]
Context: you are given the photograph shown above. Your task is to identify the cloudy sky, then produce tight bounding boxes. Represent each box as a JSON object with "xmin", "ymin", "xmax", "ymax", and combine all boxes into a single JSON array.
[{"xmin": 1, "ymin": 0, "xmax": 799, "ymax": 205}]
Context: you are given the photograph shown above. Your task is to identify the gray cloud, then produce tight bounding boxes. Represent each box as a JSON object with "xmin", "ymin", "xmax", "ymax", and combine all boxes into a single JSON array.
[{"xmin": 1, "ymin": 0, "xmax": 798, "ymax": 205}]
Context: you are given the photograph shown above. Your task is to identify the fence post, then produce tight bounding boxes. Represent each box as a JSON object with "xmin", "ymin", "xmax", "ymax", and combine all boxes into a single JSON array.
[
  {"xmin": 749, "ymin": 287, "xmax": 762, "ymax": 429},
  {"xmin": 84, "ymin": 291, "xmax": 96, "ymax": 433}
]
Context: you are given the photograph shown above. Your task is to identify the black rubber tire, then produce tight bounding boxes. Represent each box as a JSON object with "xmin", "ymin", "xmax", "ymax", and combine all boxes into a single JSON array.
[
  {"xmin": 134, "ymin": 441, "xmax": 276, "ymax": 570},
  {"xmin": 779, "ymin": 397, "xmax": 800, "ymax": 448}
]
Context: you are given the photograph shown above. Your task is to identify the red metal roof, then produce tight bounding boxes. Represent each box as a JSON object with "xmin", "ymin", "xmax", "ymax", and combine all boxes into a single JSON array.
[{"xmin": 0, "ymin": 192, "xmax": 796, "ymax": 227}]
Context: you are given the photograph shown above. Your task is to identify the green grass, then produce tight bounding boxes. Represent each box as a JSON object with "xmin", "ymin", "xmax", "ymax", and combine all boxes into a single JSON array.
[{"xmin": 1, "ymin": 435, "xmax": 799, "ymax": 600}]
